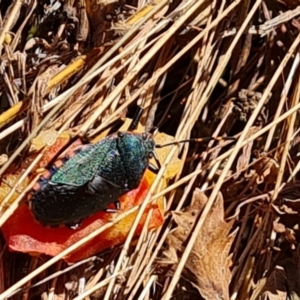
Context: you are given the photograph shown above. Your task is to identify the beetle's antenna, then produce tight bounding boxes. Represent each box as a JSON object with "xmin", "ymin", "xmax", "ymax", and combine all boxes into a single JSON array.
[
  {"xmin": 155, "ymin": 136, "xmax": 236, "ymax": 148},
  {"xmin": 128, "ymin": 106, "xmax": 144, "ymax": 131},
  {"xmin": 149, "ymin": 126, "xmax": 158, "ymax": 135},
  {"xmin": 128, "ymin": 106, "xmax": 236, "ymax": 148}
]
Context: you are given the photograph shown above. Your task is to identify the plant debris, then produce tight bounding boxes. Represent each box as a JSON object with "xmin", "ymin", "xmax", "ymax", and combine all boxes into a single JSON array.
[
  {"xmin": 1, "ymin": 0, "xmax": 300, "ymax": 299},
  {"xmin": 165, "ymin": 189, "xmax": 236, "ymax": 300}
]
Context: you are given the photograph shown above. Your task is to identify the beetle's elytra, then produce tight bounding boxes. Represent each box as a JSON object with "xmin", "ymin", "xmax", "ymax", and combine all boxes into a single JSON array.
[{"xmin": 29, "ymin": 132, "xmax": 156, "ymax": 228}]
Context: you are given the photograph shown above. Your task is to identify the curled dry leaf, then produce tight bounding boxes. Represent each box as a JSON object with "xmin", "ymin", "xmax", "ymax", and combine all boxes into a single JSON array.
[
  {"xmin": 278, "ymin": 204, "xmax": 298, "ymax": 215},
  {"xmin": 165, "ymin": 189, "xmax": 236, "ymax": 300},
  {"xmin": 29, "ymin": 128, "xmax": 60, "ymax": 152},
  {"xmin": 14, "ymin": 131, "xmax": 75, "ymax": 174},
  {"xmin": 251, "ymin": 246, "xmax": 300, "ymax": 300},
  {"xmin": 273, "ymin": 219, "xmax": 286, "ymax": 234},
  {"xmin": 250, "ymin": 268, "xmax": 287, "ymax": 300},
  {"xmin": 0, "ymin": 154, "xmax": 8, "ymax": 166},
  {"xmin": 252, "ymin": 156, "xmax": 279, "ymax": 184},
  {"xmin": 152, "ymin": 132, "xmax": 182, "ymax": 179},
  {"xmin": 0, "ymin": 174, "xmax": 29, "ymax": 207},
  {"xmin": 235, "ymin": 126, "xmax": 260, "ymax": 177},
  {"xmin": 2, "ymin": 125, "xmax": 182, "ymax": 262}
]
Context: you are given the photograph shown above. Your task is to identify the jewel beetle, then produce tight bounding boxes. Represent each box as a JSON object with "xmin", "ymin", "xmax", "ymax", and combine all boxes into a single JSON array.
[
  {"xmin": 29, "ymin": 108, "xmax": 235, "ymax": 228},
  {"xmin": 29, "ymin": 134, "xmax": 157, "ymax": 228}
]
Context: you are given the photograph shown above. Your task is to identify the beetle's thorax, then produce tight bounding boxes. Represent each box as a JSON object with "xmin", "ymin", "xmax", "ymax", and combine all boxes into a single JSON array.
[{"xmin": 111, "ymin": 132, "xmax": 154, "ymax": 190}]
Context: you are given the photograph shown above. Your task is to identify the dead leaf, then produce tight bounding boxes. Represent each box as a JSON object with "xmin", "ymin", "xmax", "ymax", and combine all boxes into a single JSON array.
[
  {"xmin": 165, "ymin": 189, "xmax": 236, "ymax": 300},
  {"xmin": 251, "ymin": 266, "xmax": 287, "ymax": 300},
  {"xmin": 0, "ymin": 174, "xmax": 29, "ymax": 207},
  {"xmin": 273, "ymin": 219, "xmax": 286, "ymax": 233},
  {"xmin": 252, "ymin": 156, "xmax": 279, "ymax": 184},
  {"xmin": 279, "ymin": 204, "xmax": 298, "ymax": 215},
  {"xmin": 235, "ymin": 126, "xmax": 260, "ymax": 177},
  {"xmin": 0, "ymin": 154, "xmax": 8, "ymax": 166},
  {"xmin": 285, "ymin": 228, "xmax": 297, "ymax": 244},
  {"xmin": 251, "ymin": 245, "xmax": 300, "ymax": 299},
  {"xmin": 29, "ymin": 128, "xmax": 59, "ymax": 152},
  {"xmin": 153, "ymin": 132, "xmax": 182, "ymax": 179},
  {"xmin": 164, "ymin": 190, "xmax": 208, "ymax": 264}
]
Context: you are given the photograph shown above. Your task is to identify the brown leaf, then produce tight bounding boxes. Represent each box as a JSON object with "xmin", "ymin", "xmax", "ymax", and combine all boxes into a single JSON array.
[
  {"xmin": 236, "ymin": 126, "xmax": 260, "ymax": 177},
  {"xmin": 252, "ymin": 156, "xmax": 279, "ymax": 184},
  {"xmin": 251, "ymin": 267, "xmax": 287, "ymax": 300},
  {"xmin": 164, "ymin": 190, "xmax": 208, "ymax": 263},
  {"xmin": 273, "ymin": 220, "xmax": 286, "ymax": 233},
  {"xmin": 251, "ymin": 245, "xmax": 300, "ymax": 299},
  {"xmin": 165, "ymin": 189, "xmax": 236, "ymax": 300},
  {"xmin": 280, "ymin": 204, "xmax": 298, "ymax": 215},
  {"xmin": 0, "ymin": 154, "xmax": 8, "ymax": 166},
  {"xmin": 188, "ymin": 191, "xmax": 236, "ymax": 300},
  {"xmin": 152, "ymin": 132, "xmax": 182, "ymax": 179},
  {"xmin": 163, "ymin": 245, "xmax": 179, "ymax": 264}
]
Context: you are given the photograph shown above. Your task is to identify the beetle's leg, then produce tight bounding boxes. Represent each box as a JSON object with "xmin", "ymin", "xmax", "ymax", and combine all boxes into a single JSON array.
[
  {"xmin": 148, "ymin": 150, "xmax": 161, "ymax": 174},
  {"xmin": 66, "ymin": 221, "xmax": 82, "ymax": 230},
  {"xmin": 114, "ymin": 200, "xmax": 120, "ymax": 209},
  {"xmin": 148, "ymin": 163, "xmax": 159, "ymax": 174},
  {"xmin": 103, "ymin": 200, "xmax": 120, "ymax": 213},
  {"xmin": 49, "ymin": 165, "xmax": 59, "ymax": 175},
  {"xmin": 104, "ymin": 207, "xmax": 118, "ymax": 213}
]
